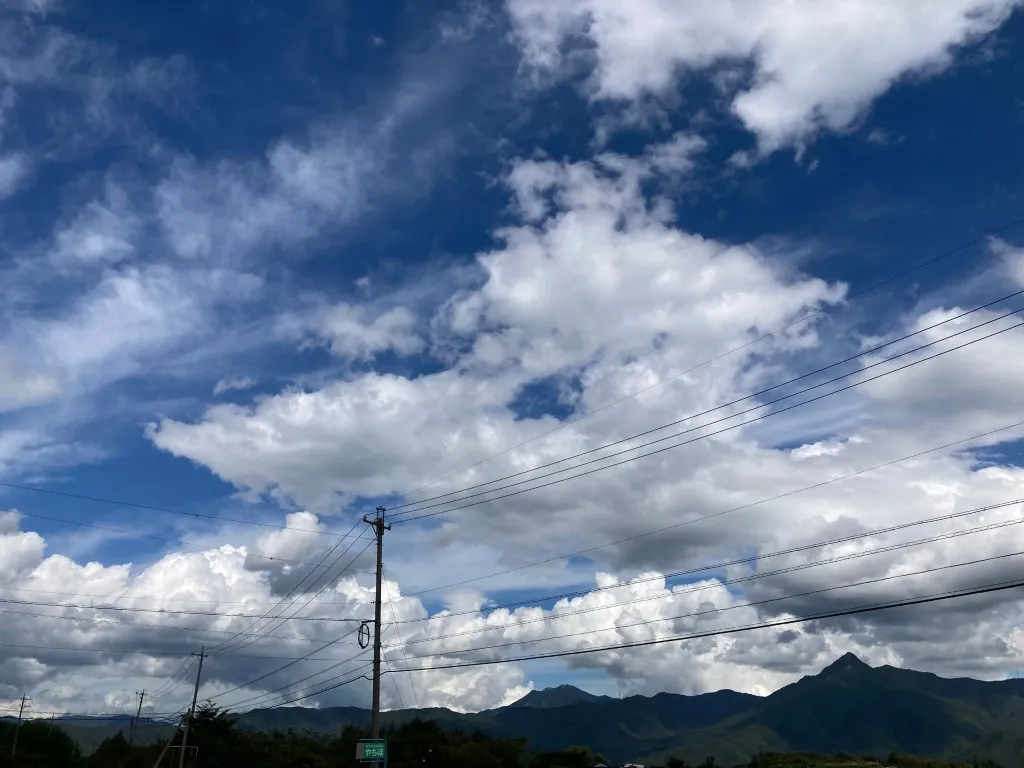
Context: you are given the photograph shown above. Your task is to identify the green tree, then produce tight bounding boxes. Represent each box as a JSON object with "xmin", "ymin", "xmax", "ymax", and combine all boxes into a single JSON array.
[{"xmin": 0, "ymin": 719, "xmax": 81, "ymax": 768}]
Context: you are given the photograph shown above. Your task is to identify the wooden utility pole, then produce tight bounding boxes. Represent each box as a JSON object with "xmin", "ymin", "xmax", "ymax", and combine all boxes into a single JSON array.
[
  {"xmin": 178, "ymin": 649, "xmax": 206, "ymax": 768},
  {"xmin": 151, "ymin": 729, "xmax": 179, "ymax": 768},
  {"xmin": 11, "ymin": 693, "xmax": 27, "ymax": 757},
  {"xmin": 130, "ymin": 689, "xmax": 146, "ymax": 745},
  {"xmin": 363, "ymin": 506, "xmax": 390, "ymax": 739}
]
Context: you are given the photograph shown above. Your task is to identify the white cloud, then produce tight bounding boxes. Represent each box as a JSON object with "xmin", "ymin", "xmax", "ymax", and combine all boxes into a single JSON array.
[
  {"xmin": 3, "ymin": 0, "xmax": 1024, "ymax": 718},
  {"xmin": 50, "ymin": 181, "xmax": 138, "ymax": 265},
  {"xmin": 153, "ymin": 56, "xmax": 456, "ymax": 267},
  {"xmin": 314, "ymin": 304, "xmax": 425, "ymax": 361},
  {"xmin": 643, "ymin": 132, "xmax": 707, "ymax": 175},
  {"xmin": 214, "ymin": 377, "xmax": 258, "ymax": 396},
  {"xmin": 0, "ymin": 509, "xmax": 20, "ymax": 534},
  {"xmin": 992, "ymin": 238, "xmax": 1024, "ymax": 289},
  {"xmin": 140, "ymin": 143, "xmax": 1024, "ymax": 709},
  {"xmin": 507, "ymin": 0, "xmax": 1021, "ymax": 151},
  {"xmin": 29, "ymin": 267, "xmax": 203, "ymax": 381},
  {"xmin": 0, "ymin": 152, "xmax": 29, "ymax": 198},
  {"xmin": 0, "ymin": 354, "xmax": 60, "ymax": 411},
  {"xmin": 155, "ymin": 137, "xmax": 376, "ymax": 263},
  {"xmin": 8, "ymin": 502, "xmax": 1024, "ymax": 717},
  {"xmin": 149, "ymin": 155, "xmax": 842, "ymax": 510},
  {"xmin": 0, "ymin": 0, "xmax": 58, "ymax": 13},
  {"xmin": 0, "ymin": 16, "xmax": 190, "ymax": 156}
]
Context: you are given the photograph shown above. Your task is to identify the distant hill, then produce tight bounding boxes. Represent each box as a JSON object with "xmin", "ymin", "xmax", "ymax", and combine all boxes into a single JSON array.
[
  {"xmin": 45, "ymin": 654, "xmax": 1024, "ymax": 765},
  {"xmin": 508, "ymin": 684, "xmax": 613, "ymax": 709}
]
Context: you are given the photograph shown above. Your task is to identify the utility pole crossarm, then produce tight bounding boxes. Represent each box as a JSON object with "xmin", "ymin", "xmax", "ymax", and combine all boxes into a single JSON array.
[{"xmin": 364, "ymin": 506, "xmax": 391, "ymax": 740}]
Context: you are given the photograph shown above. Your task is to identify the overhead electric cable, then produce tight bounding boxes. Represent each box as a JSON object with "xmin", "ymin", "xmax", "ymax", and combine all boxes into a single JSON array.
[
  {"xmin": 393, "ymin": 305, "xmax": 1024, "ymax": 522},
  {"xmin": 245, "ymin": 559, "xmax": 1024, "ymax": 705},
  {"xmin": 0, "ymin": 585, "xmax": 370, "ymax": 607},
  {"xmin": 207, "ymin": 519, "xmax": 369, "ymax": 653},
  {"xmin": 392, "ymin": 566, "xmax": 1024, "ymax": 672},
  {"xmin": 395, "ymin": 317, "xmax": 1024, "ymax": 525},
  {"xmin": 381, "ymin": 509, "xmax": 1024, "ymax": 649},
  {"xmin": 205, "ymin": 627, "xmax": 364, "ymax": 702},
  {"xmin": 394, "ymin": 216, "xmax": 1024, "ymax": 502},
  {"xmin": 0, "ymin": 595, "xmax": 369, "ymax": 622},
  {"xmin": 0, "ymin": 607, "xmax": 337, "ymax": 644},
  {"xmin": 388, "ymin": 288, "xmax": 1024, "ymax": 514},
  {"xmin": 402, "ymin": 419, "xmax": 1024, "ymax": 598},
  {"xmin": 0, "ymin": 480, "xmax": 370, "ymax": 540},
  {"xmin": 382, "ymin": 571, "xmax": 421, "ymax": 708},
  {"xmin": 213, "ymin": 535, "xmax": 376, "ymax": 654},
  {"xmin": 219, "ymin": 652, "xmax": 374, "ymax": 711},
  {"xmin": 6, "ymin": 510, "xmax": 373, "ymax": 574}
]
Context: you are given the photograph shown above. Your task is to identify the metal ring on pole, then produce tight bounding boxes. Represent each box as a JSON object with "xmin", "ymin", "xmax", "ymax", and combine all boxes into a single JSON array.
[{"xmin": 358, "ymin": 621, "xmax": 371, "ymax": 649}]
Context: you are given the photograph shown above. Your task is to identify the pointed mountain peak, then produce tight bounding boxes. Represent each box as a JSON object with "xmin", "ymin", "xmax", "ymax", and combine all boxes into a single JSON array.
[
  {"xmin": 508, "ymin": 685, "xmax": 609, "ymax": 709},
  {"xmin": 821, "ymin": 652, "xmax": 871, "ymax": 675}
]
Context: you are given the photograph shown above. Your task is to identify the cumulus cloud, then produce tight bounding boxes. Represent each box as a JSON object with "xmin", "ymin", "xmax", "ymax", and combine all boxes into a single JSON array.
[
  {"xmin": 149, "ymin": 154, "xmax": 842, "ymax": 510},
  {"xmin": 314, "ymin": 304, "xmax": 425, "ymax": 361},
  {"xmin": 507, "ymin": 0, "xmax": 1021, "ymax": 151},
  {"xmin": 140, "ymin": 136, "xmax": 1024, "ymax": 711},
  {"xmin": 4, "ymin": 0, "xmax": 1024, "ymax": 721},
  {"xmin": 10, "ymin": 501, "xmax": 1024, "ymax": 718},
  {"xmin": 991, "ymin": 238, "xmax": 1024, "ymax": 289}
]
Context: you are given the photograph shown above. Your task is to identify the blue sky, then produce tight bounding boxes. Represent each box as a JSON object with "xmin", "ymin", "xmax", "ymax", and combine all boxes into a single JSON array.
[{"xmin": 3, "ymin": 0, "xmax": 1024, "ymax": 716}]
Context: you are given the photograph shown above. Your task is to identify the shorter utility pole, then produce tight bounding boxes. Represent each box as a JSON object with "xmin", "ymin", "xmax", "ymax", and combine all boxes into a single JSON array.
[
  {"xmin": 47, "ymin": 713, "xmax": 54, "ymax": 739},
  {"xmin": 11, "ymin": 693, "xmax": 28, "ymax": 757},
  {"xmin": 152, "ymin": 728, "xmax": 180, "ymax": 768},
  {"xmin": 178, "ymin": 649, "xmax": 207, "ymax": 768},
  {"xmin": 130, "ymin": 689, "xmax": 146, "ymax": 746},
  {"xmin": 363, "ymin": 506, "xmax": 390, "ymax": 740}
]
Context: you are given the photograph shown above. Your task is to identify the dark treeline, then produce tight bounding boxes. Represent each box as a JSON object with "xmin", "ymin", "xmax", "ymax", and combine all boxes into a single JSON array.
[{"xmin": 0, "ymin": 705, "xmax": 1007, "ymax": 768}]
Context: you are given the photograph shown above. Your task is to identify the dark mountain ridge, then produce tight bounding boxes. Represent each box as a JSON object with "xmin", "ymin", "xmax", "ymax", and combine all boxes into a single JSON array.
[{"xmin": 40, "ymin": 654, "xmax": 1024, "ymax": 765}]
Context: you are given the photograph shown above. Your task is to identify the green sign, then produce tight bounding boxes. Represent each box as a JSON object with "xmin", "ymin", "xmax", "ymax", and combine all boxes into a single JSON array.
[{"xmin": 357, "ymin": 740, "xmax": 387, "ymax": 762}]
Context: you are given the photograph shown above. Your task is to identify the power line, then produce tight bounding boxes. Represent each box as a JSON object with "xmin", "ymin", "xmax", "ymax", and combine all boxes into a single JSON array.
[
  {"xmin": 212, "ymin": 534, "xmax": 376, "ymax": 655},
  {"xmin": 0, "ymin": 595, "xmax": 370, "ymax": 623},
  {"xmin": 151, "ymin": 658, "xmax": 196, "ymax": 699},
  {"xmin": 206, "ymin": 519, "xmax": 368, "ymax": 654},
  {"xmin": 9, "ymin": 510, "xmax": 375, "ymax": 574},
  {"xmin": 0, "ymin": 607, "xmax": 343, "ymax": 644},
  {"xmin": 402, "ymin": 418, "xmax": 1024, "ymax": 598},
  {"xmin": 0, "ymin": 585, "xmax": 373, "ymax": 607},
  {"xmin": 393, "ymin": 215, "xmax": 1024, "ymax": 503},
  {"xmin": 0, "ymin": 480, "xmax": 372, "ymax": 540},
  {"xmin": 392, "ymin": 305, "xmax": 1023, "ymax": 521},
  {"xmin": 382, "ymin": 509, "xmax": 1024, "ymax": 650},
  {"xmin": 217, "ymin": 513, "xmax": 391, "ymax": 714},
  {"xmin": 421, "ymin": 548, "xmax": 1024, "ymax": 658},
  {"xmin": 394, "ymin": 313, "xmax": 1024, "ymax": 524},
  {"xmin": 204, "ymin": 627, "xmax": 364, "ymax": 703},
  {"xmin": 217, "ymin": 650, "xmax": 374, "ymax": 711},
  {"xmin": 388, "ymin": 288, "xmax": 1024, "ymax": 514},
  {"xmin": 383, "ymin": 570, "xmax": 420, "ymax": 709},
  {"xmin": 267, "ymin": 670, "xmax": 373, "ymax": 709},
  {"xmin": 246, "ymin": 555, "xmax": 1024, "ymax": 707},
  {"xmin": 391, "ymin": 569, "xmax": 1024, "ymax": 673},
  {"xmin": 0, "ymin": 640, "xmax": 387, "ymax": 661}
]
